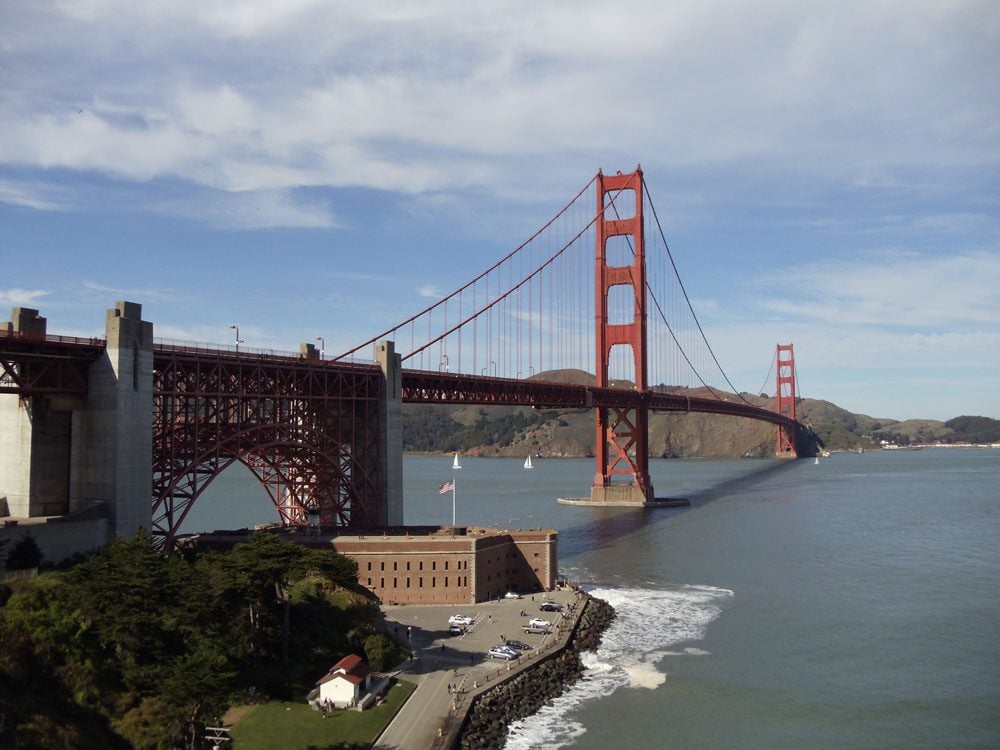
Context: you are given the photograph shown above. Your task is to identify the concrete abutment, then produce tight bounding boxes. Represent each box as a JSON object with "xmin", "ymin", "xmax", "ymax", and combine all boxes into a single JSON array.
[{"xmin": 1, "ymin": 302, "xmax": 152, "ymax": 562}]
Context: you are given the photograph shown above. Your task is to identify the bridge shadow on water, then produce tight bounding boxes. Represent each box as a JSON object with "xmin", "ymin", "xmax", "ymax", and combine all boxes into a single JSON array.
[{"xmin": 556, "ymin": 459, "xmax": 803, "ymax": 562}]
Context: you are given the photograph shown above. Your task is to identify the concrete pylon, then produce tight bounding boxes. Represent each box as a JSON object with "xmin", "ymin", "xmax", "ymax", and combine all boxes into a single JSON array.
[
  {"xmin": 375, "ymin": 340, "xmax": 403, "ymax": 526},
  {"xmin": 0, "ymin": 308, "xmax": 72, "ymax": 518},
  {"xmin": 70, "ymin": 301, "xmax": 153, "ymax": 537}
]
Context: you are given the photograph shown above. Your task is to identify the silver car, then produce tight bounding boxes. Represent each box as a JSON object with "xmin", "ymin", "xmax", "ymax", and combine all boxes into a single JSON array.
[{"xmin": 488, "ymin": 645, "xmax": 518, "ymax": 660}]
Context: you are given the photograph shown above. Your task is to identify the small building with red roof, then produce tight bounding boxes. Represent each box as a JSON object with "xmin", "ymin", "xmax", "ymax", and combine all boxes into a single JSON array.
[{"xmin": 316, "ymin": 654, "xmax": 372, "ymax": 708}]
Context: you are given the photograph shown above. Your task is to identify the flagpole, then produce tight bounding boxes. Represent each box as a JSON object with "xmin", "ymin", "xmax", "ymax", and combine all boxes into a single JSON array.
[{"xmin": 452, "ymin": 475, "xmax": 456, "ymax": 526}]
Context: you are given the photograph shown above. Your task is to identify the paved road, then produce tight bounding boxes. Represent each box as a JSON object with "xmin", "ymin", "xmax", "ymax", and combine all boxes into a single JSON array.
[{"xmin": 374, "ymin": 590, "xmax": 581, "ymax": 750}]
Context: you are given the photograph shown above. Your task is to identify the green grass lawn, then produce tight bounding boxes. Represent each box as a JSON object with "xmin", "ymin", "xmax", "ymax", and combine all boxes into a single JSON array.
[{"xmin": 229, "ymin": 679, "xmax": 416, "ymax": 750}]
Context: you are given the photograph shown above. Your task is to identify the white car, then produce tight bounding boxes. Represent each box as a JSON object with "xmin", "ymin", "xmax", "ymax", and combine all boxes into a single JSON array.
[
  {"xmin": 528, "ymin": 618, "xmax": 551, "ymax": 629},
  {"xmin": 504, "ymin": 591, "xmax": 522, "ymax": 599},
  {"xmin": 488, "ymin": 646, "xmax": 518, "ymax": 660},
  {"xmin": 449, "ymin": 614, "xmax": 474, "ymax": 626}
]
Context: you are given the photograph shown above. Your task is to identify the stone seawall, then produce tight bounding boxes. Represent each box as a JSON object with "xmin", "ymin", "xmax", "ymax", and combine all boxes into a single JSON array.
[{"xmin": 455, "ymin": 595, "xmax": 615, "ymax": 750}]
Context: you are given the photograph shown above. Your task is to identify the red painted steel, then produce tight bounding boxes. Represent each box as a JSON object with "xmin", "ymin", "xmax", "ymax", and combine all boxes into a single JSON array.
[
  {"xmin": 0, "ymin": 330, "xmax": 104, "ymax": 396},
  {"xmin": 1, "ymin": 338, "xmax": 805, "ymax": 549},
  {"xmin": 775, "ymin": 343, "xmax": 798, "ymax": 455},
  {"xmin": 402, "ymin": 370, "xmax": 801, "ymax": 430},
  {"xmin": 0, "ymin": 170, "xmax": 814, "ymax": 547},
  {"xmin": 151, "ymin": 345, "xmax": 385, "ymax": 548},
  {"xmin": 593, "ymin": 168, "xmax": 651, "ymax": 497}
]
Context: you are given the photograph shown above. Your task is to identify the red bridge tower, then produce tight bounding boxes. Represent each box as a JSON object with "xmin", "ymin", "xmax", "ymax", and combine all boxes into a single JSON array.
[
  {"xmin": 775, "ymin": 343, "xmax": 798, "ymax": 457},
  {"xmin": 591, "ymin": 168, "xmax": 653, "ymax": 503}
]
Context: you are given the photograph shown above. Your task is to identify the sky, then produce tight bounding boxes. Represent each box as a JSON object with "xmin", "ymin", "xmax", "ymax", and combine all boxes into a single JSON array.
[{"xmin": 1, "ymin": 0, "xmax": 998, "ymax": 421}]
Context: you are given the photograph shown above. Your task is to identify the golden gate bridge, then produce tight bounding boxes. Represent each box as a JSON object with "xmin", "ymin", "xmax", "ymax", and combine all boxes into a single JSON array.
[{"xmin": 0, "ymin": 167, "xmax": 813, "ymax": 549}]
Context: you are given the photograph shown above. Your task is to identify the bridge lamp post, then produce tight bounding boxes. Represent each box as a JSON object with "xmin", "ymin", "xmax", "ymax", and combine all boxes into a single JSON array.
[
  {"xmin": 439, "ymin": 354, "xmax": 449, "ymax": 372},
  {"xmin": 229, "ymin": 324, "xmax": 244, "ymax": 352},
  {"xmin": 316, "ymin": 336, "xmax": 325, "ymax": 359},
  {"xmin": 491, "ymin": 361, "xmax": 496, "ymax": 377}
]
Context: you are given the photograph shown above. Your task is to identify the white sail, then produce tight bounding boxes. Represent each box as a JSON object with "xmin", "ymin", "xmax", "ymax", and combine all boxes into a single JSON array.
[
  {"xmin": 524, "ymin": 454, "xmax": 533, "ymax": 469},
  {"xmin": 453, "ymin": 452, "xmax": 462, "ymax": 469}
]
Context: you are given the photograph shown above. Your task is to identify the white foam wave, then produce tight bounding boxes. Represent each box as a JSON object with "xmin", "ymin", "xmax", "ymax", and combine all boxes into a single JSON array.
[{"xmin": 504, "ymin": 583, "xmax": 733, "ymax": 749}]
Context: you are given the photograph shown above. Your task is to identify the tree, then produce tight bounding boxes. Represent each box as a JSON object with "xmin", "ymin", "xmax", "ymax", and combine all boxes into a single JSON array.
[
  {"xmin": 4, "ymin": 534, "xmax": 43, "ymax": 571},
  {"xmin": 363, "ymin": 633, "xmax": 407, "ymax": 672}
]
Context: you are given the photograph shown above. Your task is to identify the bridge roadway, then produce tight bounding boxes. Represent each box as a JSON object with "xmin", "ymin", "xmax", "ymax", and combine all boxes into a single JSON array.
[
  {"xmin": 400, "ymin": 368, "xmax": 800, "ymax": 431},
  {"xmin": 1, "ymin": 333, "xmax": 799, "ymax": 430},
  {"xmin": 374, "ymin": 587, "xmax": 584, "ymax": 749}
]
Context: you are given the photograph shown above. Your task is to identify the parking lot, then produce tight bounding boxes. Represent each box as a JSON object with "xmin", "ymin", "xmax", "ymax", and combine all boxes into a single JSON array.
[
  {"xmin": 374, "ymin": 588, "xmax": 583, "ymax": 749},
  {"xmin": 381, "ymin": 588, "xmax": 580, "ymax": 667}
]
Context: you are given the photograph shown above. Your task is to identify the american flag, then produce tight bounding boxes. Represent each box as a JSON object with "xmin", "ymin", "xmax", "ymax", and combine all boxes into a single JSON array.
[{"xmin": 438, "ymin": 479, "xmax": 455, "ymax": 494}]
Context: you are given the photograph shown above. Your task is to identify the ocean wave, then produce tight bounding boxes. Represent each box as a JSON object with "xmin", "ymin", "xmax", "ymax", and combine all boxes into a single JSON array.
[{"xmin": 504, "ymin": 583, "xmax": 733, "ymax": 750}]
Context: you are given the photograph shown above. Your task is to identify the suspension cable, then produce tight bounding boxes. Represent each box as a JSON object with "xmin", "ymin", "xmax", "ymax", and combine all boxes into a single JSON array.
[
  {"xmin": 642, "ymin": 175, "xmax": 755, "ymax": 406},
  {"xmin": 335, "ymin": 174, "xmax": 598, "ymax": 360},
  {"xmin": 756, "ymin": 347, "xmax": 777, "ymax": 399},
  {"xmin": 402, "ymin": 207, "xmax": 602, "ymax": 363},
  {"xmin": 603, "ymin": 180, "xmax": 726, "ymax": 400}
]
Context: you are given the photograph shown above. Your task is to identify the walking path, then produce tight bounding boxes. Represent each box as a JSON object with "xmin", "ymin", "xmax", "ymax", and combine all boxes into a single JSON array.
[{"xmin": 373, "ymin": 589, "xmax": 584, "ymax": 749}]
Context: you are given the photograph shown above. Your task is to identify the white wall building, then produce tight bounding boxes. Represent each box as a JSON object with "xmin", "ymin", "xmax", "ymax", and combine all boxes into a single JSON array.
[{"xmin": 316, "ymin": 654, "xmax": 371, "ymax": 708}]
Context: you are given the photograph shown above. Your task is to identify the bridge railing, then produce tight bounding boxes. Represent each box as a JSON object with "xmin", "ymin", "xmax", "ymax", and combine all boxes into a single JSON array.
[
  {"xmin": 153, "ymin": 337, "xmax": 375, "ymax": 366},
  {"xmin": 0, "ymin": 329, "xmax": 105, "ymax": 347}
]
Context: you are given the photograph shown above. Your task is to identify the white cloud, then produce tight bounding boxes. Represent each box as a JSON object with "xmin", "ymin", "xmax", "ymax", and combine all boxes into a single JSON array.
[
  {"xmin": 80, "ymin": 281, "xmax": 179, "ymax": 305},
  {"xmin": 0, "ymin": 288, "xmax": 49, "ymax": 307},
  {"xmin": 1, "ymin": 0, "xmax": 997, "ymax": 420},
  {"xmin": 1, "ymin": 0, "xmax": 996, "ymax": 205},
  {"xmin": 149, "ymin": 188, "xmax": 339, "ymax": 229},
  {"xmin": 0, "ymin": 179, "xmax": 72, "ymax": 211},
  {"xmin": 754, "ymin": 250, "xmax": 1000, "ymax": 329},
  {"xmin": 417, "ymin": 285, "xmax": 442, "ymax": 299}
]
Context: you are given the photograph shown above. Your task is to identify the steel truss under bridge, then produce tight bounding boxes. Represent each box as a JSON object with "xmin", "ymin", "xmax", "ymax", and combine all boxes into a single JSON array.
[{"xmin": 151, "ymin": 345, "xmax": 385, "ymax": 548}]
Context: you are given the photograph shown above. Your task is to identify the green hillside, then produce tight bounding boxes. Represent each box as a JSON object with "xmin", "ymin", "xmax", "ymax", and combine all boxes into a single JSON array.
[{"xmin": 402, "ymin": 371, "xmax": 999, "ymax": 456}]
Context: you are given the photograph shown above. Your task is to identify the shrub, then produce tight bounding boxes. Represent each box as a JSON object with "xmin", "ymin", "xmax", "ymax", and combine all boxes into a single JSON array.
[
  {"xmin": 4, "ymin": 535, "xmax": 43, "ymax": 571},
  {"xmin": 363, "ymin": 633, "xmax": 407, "ymax": 672}
]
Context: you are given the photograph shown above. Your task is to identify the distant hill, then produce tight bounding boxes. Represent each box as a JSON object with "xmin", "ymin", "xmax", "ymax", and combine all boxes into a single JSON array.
[{"xmin": 402, "ymin": 370, "xmax": 1000, "ymax": 457}]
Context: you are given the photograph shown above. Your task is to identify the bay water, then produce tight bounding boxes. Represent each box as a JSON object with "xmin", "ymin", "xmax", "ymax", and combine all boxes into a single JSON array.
[{"xmin": 184, "ymin": 448, "xmax": 1000, "ymax": 748}]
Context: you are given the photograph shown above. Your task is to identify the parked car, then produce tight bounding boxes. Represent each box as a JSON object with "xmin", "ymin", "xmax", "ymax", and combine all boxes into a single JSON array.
[
  {"xmin": 448, "ymin": 614, "xmax": 474, "ymax": 626},
  {"xmin": 539, "ymin": 601, "xmax": 563, "ymax": 612},
  {"xmin": 522, "ymin": 624, "xmax": 552, "ymax": 635},
  {"xmin": 448, "ymin": 624, "xmax": 465, "ymax": 636},
  {"xmin": 528, "ymin": 618, "xmax": 552, "ymax": 629},
  {"xmin": 504, "ymin": 591, "xmax": 522, "ymax": 599},
  {"xmin": 504, "ymin": 639, "xmax": 531, "ymax": 651},
  {"xmin": 488, "ymin": 646, "xmax": 519, "ymax": 660}
]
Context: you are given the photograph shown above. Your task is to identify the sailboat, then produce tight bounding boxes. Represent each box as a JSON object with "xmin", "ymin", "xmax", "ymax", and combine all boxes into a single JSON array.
[
  {"xmin": 452, "ymin": 453, "xmax": 462, "ymax": 470},
  {"xmin": 523, "ymin": 454, "xmax": 534, "ymax": 470},
  {"xmin": 814, "ymin": 457, "xmax": 819, "ymax": 465}
]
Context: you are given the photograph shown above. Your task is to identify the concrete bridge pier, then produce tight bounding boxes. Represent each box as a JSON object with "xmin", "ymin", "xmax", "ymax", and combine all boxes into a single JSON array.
[
  {"xmin": 376, "ymin": 340, "xmax": 404, "ymax": 526},
  {"xmin": 0, "ymin": 308, "xmax": 74, "ymax": 519},
  {"xmin": 71, "ymin": 301, "xmax": 154, "ymax": 538},
  {"xmin": 0, "ymin": 301, "xmax": 152, "ymax": 562}
]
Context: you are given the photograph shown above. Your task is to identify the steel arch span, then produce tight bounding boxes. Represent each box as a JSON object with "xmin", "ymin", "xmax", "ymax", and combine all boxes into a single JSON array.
[{"xmin": 151, "ymin": 346, "xmax": 385, "ymax": 548}]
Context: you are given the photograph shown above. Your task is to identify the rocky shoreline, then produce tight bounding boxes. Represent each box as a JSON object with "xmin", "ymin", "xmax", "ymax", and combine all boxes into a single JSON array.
[{"xmin": 456, "ymin": 595, "xmax": 616, "ymax": 750}]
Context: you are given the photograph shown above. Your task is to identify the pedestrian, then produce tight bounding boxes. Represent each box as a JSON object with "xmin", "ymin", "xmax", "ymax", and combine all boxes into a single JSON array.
[
  {"xmin": 501, "ymin": 633, "xmax": 505, "ymax": 643},
  {"xmin": 447, "ymin": 684, "xmax": 451, "ymax": 695}
]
